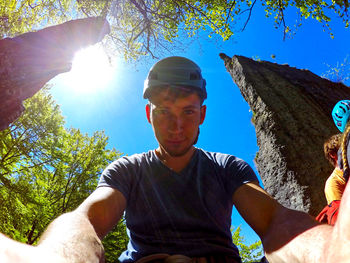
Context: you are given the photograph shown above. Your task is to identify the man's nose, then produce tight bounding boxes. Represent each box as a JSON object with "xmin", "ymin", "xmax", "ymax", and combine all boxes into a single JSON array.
[{"xmin": 168, "ymin": 115, "xmax": 183, "ymax": 133}]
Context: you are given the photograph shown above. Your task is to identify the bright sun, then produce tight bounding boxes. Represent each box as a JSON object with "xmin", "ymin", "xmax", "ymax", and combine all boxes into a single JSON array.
[{"xmin": 65, "ymin": 44, "xmax": 115, "ymax": 94}]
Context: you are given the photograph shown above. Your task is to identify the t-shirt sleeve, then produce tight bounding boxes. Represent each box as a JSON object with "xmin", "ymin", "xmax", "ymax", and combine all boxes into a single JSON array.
[
  {"xmin": 225, "ymin": 156, "xmax": 258, "ymax": 197},
  {"xmin": 97, "ymin": 157, "xmax": 136, "ymax": 201}
]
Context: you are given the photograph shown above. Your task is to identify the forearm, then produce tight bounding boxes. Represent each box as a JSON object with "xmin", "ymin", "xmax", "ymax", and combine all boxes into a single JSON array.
[
  {"xmin": 262, "ymin": 207, "xmax": 331, "ymax": 263},
  {"xmin": 37, "ymin": 211, "xmax": 105, "ymax": 263}
]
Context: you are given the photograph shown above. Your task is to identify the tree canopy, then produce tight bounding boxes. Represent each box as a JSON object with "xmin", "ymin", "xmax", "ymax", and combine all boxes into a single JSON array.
[
  {"xmin": 0, "ymin": 88, "xmax": 127, "ymax": 258},
  {"xmin": 232, "ymin": 226, "xmax": 263, "ymax": 263},
  {"xmin": 1, "ymin": 0, "xmax": 349, "ymax": 59}
]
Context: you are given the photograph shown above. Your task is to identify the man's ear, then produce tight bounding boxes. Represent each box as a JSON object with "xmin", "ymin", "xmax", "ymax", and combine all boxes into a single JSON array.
[
  {"xmin": 146, "ymin": 104, "xmax": 151, "ymax": 124},
  {"xmin": 330, "ymin": 152, "xmax": 338, "ymax": 165},
  {"xmin": 199, "ymin": 105, "xmax": 206, "ymax": 125}
]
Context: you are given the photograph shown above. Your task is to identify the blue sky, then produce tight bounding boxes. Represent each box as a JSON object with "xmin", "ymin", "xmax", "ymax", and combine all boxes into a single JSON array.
[{"xmin": 49, "ymin": 6, "xmax": 350, "ymax": 245}]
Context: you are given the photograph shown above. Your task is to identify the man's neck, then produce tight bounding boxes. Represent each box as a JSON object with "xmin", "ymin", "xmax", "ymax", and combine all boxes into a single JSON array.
[{"xmin": 155, "ymin": 146, "xmax": 196, "ymax": 173}]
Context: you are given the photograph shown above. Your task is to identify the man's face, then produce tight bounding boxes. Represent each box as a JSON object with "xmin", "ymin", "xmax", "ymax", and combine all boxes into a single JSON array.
[{"xmin": 146, "ymin": 89, "xmax": 206, "ymax": 157}]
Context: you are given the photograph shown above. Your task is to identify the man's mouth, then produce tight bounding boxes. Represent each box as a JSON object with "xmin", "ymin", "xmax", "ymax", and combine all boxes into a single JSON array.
[{"xmin": 167, "ymin": 139, "xmax": 186, "ymax": 144}]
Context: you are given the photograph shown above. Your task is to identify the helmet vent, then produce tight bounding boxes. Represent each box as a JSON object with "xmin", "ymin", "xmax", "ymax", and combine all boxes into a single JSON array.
[
  {"xmin": 341, "ymin": 101, "xmax": 350, "ymax": 110},
  {"xmin": 340, "ymin": 105, "xmax": 347, "ymax": 113},
  {"xmin": 335, "ymin": 113, "xmax": 342, "ymax": 119}
]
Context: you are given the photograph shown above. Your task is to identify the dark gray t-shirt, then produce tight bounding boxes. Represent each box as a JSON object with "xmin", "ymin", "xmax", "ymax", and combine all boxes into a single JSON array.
[{"xmin": 98, "ymin": 148, "xmax": 258, "ymax": 262}]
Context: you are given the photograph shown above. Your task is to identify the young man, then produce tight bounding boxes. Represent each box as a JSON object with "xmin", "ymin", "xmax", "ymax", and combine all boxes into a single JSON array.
[
  {"xmin": 97, "ymin": 57, "xmax": 258, "ymax": 262},
  {"xmin": 1, "ymin": 57, "xmax": 350, "ymax": 263}
]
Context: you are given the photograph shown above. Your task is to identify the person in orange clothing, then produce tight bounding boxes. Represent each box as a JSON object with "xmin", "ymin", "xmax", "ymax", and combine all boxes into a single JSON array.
[
  {"xmin": 317, "ymin": 100, "xmax": 350, "ymax": 225},
  {"xmin": 323, "ymin": 133, "xmax": 346, "ymax": 205}
]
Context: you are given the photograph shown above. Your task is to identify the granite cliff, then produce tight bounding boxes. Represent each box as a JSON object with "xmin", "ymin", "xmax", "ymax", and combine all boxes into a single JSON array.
[{"xmin": 220, "ymin": 54, "xmax": 350, "ymax": 216}]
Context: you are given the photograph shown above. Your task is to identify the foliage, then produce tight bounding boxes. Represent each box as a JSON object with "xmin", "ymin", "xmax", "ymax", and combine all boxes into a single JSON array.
[
  {"xmin": 0, "ymin": 87, "xmax": 66, "ymax": 243},
  {"xmin": 103, "ymin": 217, "xmax": 128, "ymax": 263},
  {"xmin": 0, "ymin": 0, "xmax": 349, "ymax": 59},
  {"xmin": 262, "ymin": 0, "xmax": 349, "ymax": 39},
  {"xmin": 322, "ymin": 54, "xmax": 350, "ymax": 85},
  {"xmin": 0, "ymin": 88, "xmax": 127, "ymax": 262},
  {"xmin": 0, "ymin": 0, "xmax": 71, "ymax": 37},
  {"xmin": 232, "ymin": 226, "xmax": 263, "ymax": 263}
]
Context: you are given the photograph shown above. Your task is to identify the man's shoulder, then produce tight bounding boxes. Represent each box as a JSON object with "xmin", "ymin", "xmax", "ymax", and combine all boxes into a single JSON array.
[
  {"xmin": 196, "ymin": 148, "xmax": 247, "ymax": 166},
  {"xmin": 196, "ymin": 148, "xmax": 257, "ymax": 186},
  {"xmin": 110, "ymin": 150, "xmax": 155, "ymax": 167}
]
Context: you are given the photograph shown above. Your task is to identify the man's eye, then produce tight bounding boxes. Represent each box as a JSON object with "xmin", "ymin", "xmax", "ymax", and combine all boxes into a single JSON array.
[
  {"xmin": 158, "ymin": 110, "xmax": 169, "ymax": 115},
  {"xmin": 184, "ymin": 110, "xmax": 194, "ymax": 115}
]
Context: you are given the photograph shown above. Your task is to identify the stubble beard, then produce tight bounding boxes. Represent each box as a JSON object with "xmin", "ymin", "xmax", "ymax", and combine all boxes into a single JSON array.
[
  {"xmin": 160, "ymin": 129, "xmax": 199, "ymax": 157},
  {"xmin": 165, "ymin": 143, "xmax": 194, "ymax": 157},
  {"xmin": 160, "ymin": 136, "xmax": 197, "ymax": 157}
]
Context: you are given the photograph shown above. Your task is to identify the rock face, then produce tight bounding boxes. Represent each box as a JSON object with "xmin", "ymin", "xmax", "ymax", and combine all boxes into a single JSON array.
[
  {"xmin": 220, "ymin": 54, "xmax": 350, "ymax": 216},
  {"xmin": 0, "ymin": 17, "xmax": 110, "ymax": 131}
]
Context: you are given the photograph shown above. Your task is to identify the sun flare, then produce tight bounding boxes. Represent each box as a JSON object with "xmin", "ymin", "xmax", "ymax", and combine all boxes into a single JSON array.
[{"xmin": 65, "ymin": 44, "xmax": 115, "ymax": 94}]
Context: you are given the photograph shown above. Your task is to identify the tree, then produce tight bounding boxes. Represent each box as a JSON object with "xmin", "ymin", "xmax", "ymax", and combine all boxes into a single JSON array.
[
  {"xmin": 0, "ymin": 88, "xmax": 127, "ymax": 261},
  {"xmin": 103, "ymin": 217, "xmax": 128, "ymax": 263},
  {"xmin": 232, "ymin": 226, "xmax": 263, "ymax": 263},
  {"xmin": 0, "ymin": 0, "xmax": 349, "ymax": 59},
  {"xmin": 0, "ymin": 86, "xmax": 66, "ymax": 242}
]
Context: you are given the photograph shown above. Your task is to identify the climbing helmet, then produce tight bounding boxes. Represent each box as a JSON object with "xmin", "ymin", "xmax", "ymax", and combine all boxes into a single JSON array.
[{"xmin": 143, "ymin": 56, "xmax": 207, "ymax": 100}]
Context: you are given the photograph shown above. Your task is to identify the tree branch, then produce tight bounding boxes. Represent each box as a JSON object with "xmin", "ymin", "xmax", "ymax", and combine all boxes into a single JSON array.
[
  {"xmin": 241, "ymin": 0, "xmax": 257, "ymax": 31},
  {"xmin": 225, "ymin": 0, "xmax": 236, "ymax": 25}
]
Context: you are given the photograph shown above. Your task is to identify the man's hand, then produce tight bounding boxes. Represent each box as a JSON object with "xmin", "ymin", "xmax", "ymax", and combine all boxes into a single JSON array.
[
  {"xmin": 0, "ymin": 233, "xmax": 34, "ymax": 263},
  {"xmin": 324, "ymin": 180, "xmax": 350, "ymax": 262},
  {"xmin": 0, "ymin": 233, "xmax": 65, "ymax": 263},
  {"xmin": 0, "ymin": 214, "xmax": 104, "ymax": 263}
]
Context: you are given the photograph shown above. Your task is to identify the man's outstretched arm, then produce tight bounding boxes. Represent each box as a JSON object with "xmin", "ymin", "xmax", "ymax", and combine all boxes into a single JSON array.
[
  {"xmin": 324, "ymin": 178, "xmax": 350, "ymax": 262},
  {"xmin": 1, "ymin": 186, "xmax": 126, "ymax": 263},
  {"xmin": 233, "ymin": 181, "xmax": 334, "ymax": 263}
]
